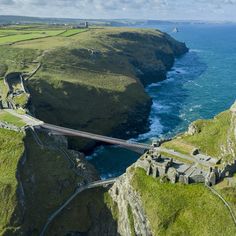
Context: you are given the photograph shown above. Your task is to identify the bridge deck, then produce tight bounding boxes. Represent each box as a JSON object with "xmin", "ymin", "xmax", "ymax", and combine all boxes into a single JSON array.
[{"xmin": 41, "ymin": 123, "xmax": 151, "ymax": 151}]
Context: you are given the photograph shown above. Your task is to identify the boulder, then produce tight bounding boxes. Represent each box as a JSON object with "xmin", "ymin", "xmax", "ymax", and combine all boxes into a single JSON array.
[
  {"xmin": 187, "ymin": 123, "xmax": 200, "ymax": 135},
  {"xmin": 191, "ymin": 148, "xmax": 200, "ymax": 156}
]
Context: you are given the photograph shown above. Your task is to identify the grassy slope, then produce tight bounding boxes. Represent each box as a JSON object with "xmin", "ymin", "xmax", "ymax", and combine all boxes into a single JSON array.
[
  {"xmin": 60, "ymin": 28, "xmax": 89, "ymax": 37},
  {"xmin": 12, "ymin": 93, "xmax": 29, "ymax": 108},
  {"xmin": 0, "ymin": 29, "xmax": 64, "ymax": 44},
  {"xmin": 0, "ymin": 46, "xmax": 39, "ymax": 74},
  {"xmin": 18, "ymin": 132, "xmax": 81, "ymax": 235},
  {"xmin": 0, "ymin": 28, "xmax": 187, "ymax": 151},
  {"xmin": 214, "ymin": 175, "xmax": 236, "ymax": 218},
  {"xmin": 46, "ymin": 188, "xmax": 118, "ymax": 235},
  {"xmin": 0, "ymin": 128, "xmax": 85, "ymax": 235},
  {"xmin": 15, "ymin": 27, "xmax": 185, "ymax": 149},
  {"xmin": 132, "ymin": 168, "xmax": 236, "ymax": 236},
  {"xmin": 0, "ymin": 26, "xmax": 189, "ymax": 234},
  {"xmin": 0, "ymin": 111, "xmax": 25, "ymax": 127},
  {"xmin": 162, "ymin": 110, "xmax": 233, "ymax": 161},
  {"xmin": 0, "ymin": 129, "xmax": 25, "ymax": 235}
]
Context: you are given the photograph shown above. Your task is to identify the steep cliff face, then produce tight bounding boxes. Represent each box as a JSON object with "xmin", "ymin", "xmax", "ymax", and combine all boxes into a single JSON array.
[
  {"xmin": 0, "ymin": 129, "xmax": 99, "ymax": 235},
  {"xmin": 107, "ymin": 102, "xmax": 236, "ymax": 236},
  {"xmin": 108, "ymin": 165, "xmax": 236, "ymax": 236},
  {"xmin": 23, "ymin": 28, "xmax": 188, "ymax": 150},
  {"xmin": 109, "ymin": 167, "xmax": 152, "ymax": 236},
  {"xmin": 223, "ymin": 102, "xmax": 236, "ymax": 159}
]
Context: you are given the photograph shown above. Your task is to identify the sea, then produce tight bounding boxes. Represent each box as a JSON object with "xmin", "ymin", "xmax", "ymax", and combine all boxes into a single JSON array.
[{"xmin": 86, "ymin": 22, "xmax": 236, "ymax": 179}]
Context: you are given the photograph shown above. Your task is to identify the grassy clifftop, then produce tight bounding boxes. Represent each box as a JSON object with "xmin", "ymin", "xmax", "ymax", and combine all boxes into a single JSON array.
[
  {"xmin": 162, "ymin": 102, "xmax": 236, "ymax": 162},
  {"xmin": 132, "ymin": 168, "xmax": 236, "ymax": 235},
  {"xmin": 1, "ymin": 27, "xmax": 187, "ymax": 150},
  {"xmin": 0, "ymin": 129, "xmax": 25, "ymax": 235},
  {"xmin": 0, "ymin": 26, "xmax": 188, "ymax": 234}
]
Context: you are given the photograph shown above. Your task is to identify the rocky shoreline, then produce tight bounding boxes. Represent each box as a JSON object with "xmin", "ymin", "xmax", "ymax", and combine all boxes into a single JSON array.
[
  {"xmin": 84, "ymin": 37, "xmax": 188, "ymax": 152},
  {"xmin": 93, "ymin": 42, "xmax": 188, "ymax": 153}
]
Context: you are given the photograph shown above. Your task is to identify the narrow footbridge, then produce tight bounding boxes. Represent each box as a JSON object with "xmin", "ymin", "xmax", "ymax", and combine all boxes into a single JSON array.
[
  {"xmin": 7, "ymin": 110, "xmax": 214, "ymax": 167},
  {"xmin": 40, "ymin": 178, "xmax": 116, "ymax": 236},
  {"xmin": 38, "ymin": 124, "xmax": 214, "ymax": 166},
  {"xmin": 5, "ymin": 109, "xmax": 152, "ymax": 153},
  {"xmin": 40, "ymin": 123, "xmax": 151, "ymax": 153}
]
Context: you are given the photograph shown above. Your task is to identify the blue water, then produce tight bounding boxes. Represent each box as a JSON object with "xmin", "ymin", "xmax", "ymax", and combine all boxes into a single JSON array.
[{"xmin": 88, "ymin": 23, "xmax": 236, "ymax": 179}]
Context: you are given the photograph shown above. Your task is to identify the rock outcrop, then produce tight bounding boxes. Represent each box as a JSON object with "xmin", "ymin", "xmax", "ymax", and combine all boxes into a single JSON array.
[
  {"xmin": 223, "ymin": 101, "xmax": 236, "ymax": 160},
  {"xmin": 109, "ymin": 167, "xmax": 152, "ymax": 236}
]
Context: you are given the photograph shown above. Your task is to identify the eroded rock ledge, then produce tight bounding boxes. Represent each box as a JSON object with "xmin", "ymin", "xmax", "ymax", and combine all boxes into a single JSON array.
[{"xmin": 109, "ymin": 167, "xmax": 152, "ymax": 236}]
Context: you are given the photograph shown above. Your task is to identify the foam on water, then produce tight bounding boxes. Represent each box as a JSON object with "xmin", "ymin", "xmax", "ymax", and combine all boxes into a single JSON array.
[
  {"xmin": 171, "ymin": 67, "xmax": 189, "ymax": 75},
  {"xmin": 148, "ymin": 77, "xmax": 175, "ymax": 88},
  {"xmin": 136, "ymin": 117, "xmax": 164, "ymax": 141},
  {"xmin": 86, "ymin": 146, "xmax": 105, "ymax": 161},
  {"xmin": 189, "ymin": 49, "xmax": 203, "ymax": 53}
]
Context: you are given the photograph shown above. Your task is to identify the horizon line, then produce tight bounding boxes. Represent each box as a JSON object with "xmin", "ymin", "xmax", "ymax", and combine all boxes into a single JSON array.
[{"xmin": 0, "ymin": 14, "xmax": 236, "ymax": 24}]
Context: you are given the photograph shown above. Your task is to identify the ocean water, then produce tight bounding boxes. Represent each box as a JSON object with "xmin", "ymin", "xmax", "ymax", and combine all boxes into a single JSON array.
[{"xmin": 87, "ymin": 23, "xmax": 236, "ymax": 179}]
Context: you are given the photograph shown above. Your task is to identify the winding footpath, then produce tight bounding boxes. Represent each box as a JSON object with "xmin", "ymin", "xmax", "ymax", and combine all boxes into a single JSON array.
[
  {"xmin": 205, "ymin": 184, "xmax": 236, "ymax": 226},
  {"xmin": 39, "ymin": 178, "xmax": 116, "ymax": 236}
]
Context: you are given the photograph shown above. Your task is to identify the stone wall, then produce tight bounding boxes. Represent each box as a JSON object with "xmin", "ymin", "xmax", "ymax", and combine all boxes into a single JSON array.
[
  {"xmin": 219, "ymin": 160, "xmax": 236, "ymax": 179},
  {"xmin": 136, "ymin": 150, "xmax": 218, "ymax": 185}
]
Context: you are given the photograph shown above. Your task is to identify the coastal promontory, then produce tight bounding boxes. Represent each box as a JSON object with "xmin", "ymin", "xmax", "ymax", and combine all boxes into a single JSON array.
[{"xmin": 0, "ymin": 26, "xmax": 188, "ymax": 235}]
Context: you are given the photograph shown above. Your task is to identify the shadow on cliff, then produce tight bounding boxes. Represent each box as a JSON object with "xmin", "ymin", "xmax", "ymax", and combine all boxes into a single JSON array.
[
  {"xmin": 46, "ymin": 188, "xmax": 120, "ymax": 236},
  {"xmin": 27, "ymin": 78, "xmax": 151, "ymax": 152}
]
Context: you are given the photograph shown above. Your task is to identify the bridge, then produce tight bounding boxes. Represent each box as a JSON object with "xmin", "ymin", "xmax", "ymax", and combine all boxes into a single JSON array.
[
  {"xmin": 5, "ymin": 109, "xmax": 151, "ymax": 154},
  {"xmin": 5, "ymin": 109, "xmax": 216, "ymax": 167},
  {"xmin": 40, "ymin": 123, "xmax": 151, "ymax": 153},
  {"xmin": 39, "ymin": 178, "xmax": 117, "ymax": 236}
]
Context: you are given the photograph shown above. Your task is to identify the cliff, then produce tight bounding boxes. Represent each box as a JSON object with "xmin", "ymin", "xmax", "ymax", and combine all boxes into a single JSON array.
[
  {"xmin": 0, "ymin": 129, "xmax": 98, "ymax": 235},
  {"xmin": 34, "ymin": 102, "xmax": 236, "ymax": 236},
  {"xmin": 13, "ymin": 27, "xmax": 188, "ymax": 151},
  {"xmin": 109, "ymin": 169, "xmax": 152, "ymax": 236},
  {"xmin": 107, "ymin": 166, "xmax": 236, "ymax": 235},
  {"xmin": 105, "ymin": 102, "xmax": 236, "ymax": 236},
  {"xmin": 0, "ymin": 27, "xmax": 189, "ymax": 235}
]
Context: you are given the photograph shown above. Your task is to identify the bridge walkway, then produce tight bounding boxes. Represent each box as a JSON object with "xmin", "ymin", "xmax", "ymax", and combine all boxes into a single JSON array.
[{"xmin": 41, "ymin": 122, "xmax": 151, "ymax": 152}]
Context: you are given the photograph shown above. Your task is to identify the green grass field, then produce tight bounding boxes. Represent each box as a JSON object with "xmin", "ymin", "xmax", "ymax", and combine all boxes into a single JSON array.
[
  {"xmin": 0, "ymin": 110, "xmax": 25, "ymax": 127},
  {"xmin": 0, "ymin": 30, "xmax": 63, "ymax": 45},
  {"xmin": 0, "ymin": 24, "xmax": 89, "ymax": 45},
  {"xmin": 132, "ymin": 168, "xmax": 236, "ymax": 236},
  {"xmin": 162, "ymin": 110, "xmax": 234, "ymax": 162},
  {"xmin": 0, "ymin": 46, "xmax": 40, "ymax": 73},
  {"xmin": 0, "ymin": 129, "xmax": 25, "ymax": 235},
  {"xmin": 215, "ymin": 176, "xmax": 236, "ymax": 214},
  {"xmin": 60, "ymin": 28, "xmax": 89, "ymax": 37},
  {"xmin": 0, "ymin": 79, "xmax": 9, "ymax": 101}
]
